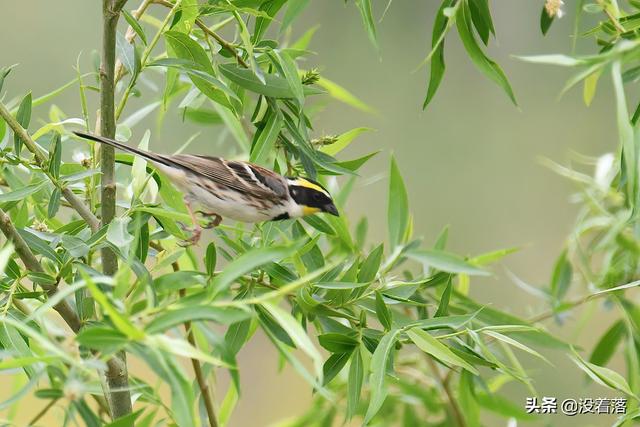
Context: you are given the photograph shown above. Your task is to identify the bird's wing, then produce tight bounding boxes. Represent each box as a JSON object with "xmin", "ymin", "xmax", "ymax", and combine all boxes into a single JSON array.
[{"xmin": 168, "ymin": 154, "xmax": 288, "ymax": 201}]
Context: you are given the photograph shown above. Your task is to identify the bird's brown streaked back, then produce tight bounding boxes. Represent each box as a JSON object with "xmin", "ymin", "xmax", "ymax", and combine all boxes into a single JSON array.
[{"xmin": 73, "ymin": 131, "xmax": 288, "ymax": 201}]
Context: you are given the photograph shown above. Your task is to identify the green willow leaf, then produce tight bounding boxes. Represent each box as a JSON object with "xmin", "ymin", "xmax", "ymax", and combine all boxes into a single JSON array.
[
  {"xmin": 302, "ymin": 215, "xmax": 336, "ymax": 235},
  {"xmin": 481, "ymin": 330, "xmax": 552, "ymax": 365},
  {"xmin": 47, "ymin": 132, "xmax": 61, "ymax": 179},
  {"xmin": 321, "ymin": 127, "xmax": 373, "ymax": 157},
  {"xmin": 257, "ymin": 305, "xmax": 295, "ymax": 347},
  {"xmin": 0, "ymin": 64, "xmax": 16, "ymax": 93},
  {"xmin": 254, "ymin": 0, "xmax": 287, "ymax": 42},
  {"xmin": 233, "ymin": 10, "xmax": 264, "ymax": 84},
  {"xmin": 355, "ymin": 0, "xmax": 378, "ymax": 50},
  {"xmin": 469, "ymin": 0, "xmax": 495, "ymax": 44},
  {"xmin": 434, "ymin": 275, "xmax": 452, "ymax": 317},
  {"xmin": 409, "ymin": 249, "xmax": 489, "ymax": 276},
  {"xmin": 205, "ymin": 242, "xmax": 217, "ymax": 276},
  {"xmin": 589, "ymin": 320, "xmax": 626, "ymax": 366},
  {"xmin": 275, "ymin": 49, "xmax": 304, "ymax": 104},
  {"xmin": 106, "ymin": 217, "xmax": 134, "ymax": 253},
  {"xmin": 13, "ymin": 92, "xmax": 32, "ymax": 154},
  {"xmin": 60, "ymin": 235, "xmax": 90, "ymax": 258},
  {"xmin": 388, "ymin": 155, "xmax": 409, "ymax": 249},
  {"xmin": 163, "ymin": 32, "xmax": 233, "ymax": 109},
  {"xmin": 0, "ymin": 181, "xmax": 46, "ymax": 203},
  {"xmin": 424, "ymin": 0, "xmax": 454, "ymax": 109},
  {"xmin": 322, "ymin": 351, "xmax": 351, "ymax": 385},
  {"xmin": 145, "ymin": 306, "xmax": 251, "ymax": 334},
  {"xmin": 459, "ymin": 370, "xmax": 481, "ymax": 427},
  {"xmin": 314, "ymin": 281, "xmax": 369, "ymax": 289},
  {"xmin": 456, "ymin": 0, "xmax": 516, "ymax": 105},
  {"xmin": 358, "ymin": 244, "xmax": 383, "ymax": 283},
  {"xmin": 0, "ymin": 116, "xmax": 5, "ymax": 142},
  {"xmin": 406, "ymin": 327, "xmax": 479, "ymax": 374},
  {"xmin": 219, "ymin": 64, "xmax": 322, "ymax": 98},
  {"xmin": 249, "ymin": 109, "xmax": 283, "ymax": 164},
  {"xmin": 612, "ymin": 61, "xmax": 637, "ymax": 207},
  {"xmin": 262, "ymin": 301, "xmax": 323, "ymax": 380},
  {"xmin": 570, "ymin": 350, "xmax": 635, "ymax": 396},
  {"xmin": 475, "ymin": 390, "xmax": 535, "ymax": 420},
  {"xmin": 550, "ymin": 249, "xmax": 572, "ymax": 301},
  {"xmin": 375, "ymin": 291, "xmax": 392, "ymax": 330},
  {"xmin": 408, "ymin": 312, "xmax": 478, "ymax": 331},
  {"xmin": 104, "ymin": 410, "xmax": 144, "ymax": 427},
  {"xmin": 212, "ymin": 245, "xmax": 297, "ymax": 295},
  {"xmin": 318, "ymin": 333, "xmax": 359, "ymax": 353},
  {"xmin": 316, "ymin": 77, "xmax": 375, "ymax": 114},
  {"xmin": 281, "ymin": 0, "xmax": 310, "ymax": 32},
  {"xmin": 122, "ymin": 9, "xmax": 147, "ymax": 45},
  {"xmin": 364, "ymin": 328, "xmax": 402, "ymax": 424},
  {"xmin": 347, "ymin": 347, "xmax": 364, "ymax": 420},
  {"xmin": 17, "ymin": 230, "xmax": 61, "ymax": 264},
  {"xmin": 86, "ymin": 279, "xmax": 145, "ymax": 340},
  {"xmin": 0, "ymin": 324, "xmax": 36, "ymax": 379},
  {"xmin": 76, "ymin": 327, "xmax": 128, "ymax": 350}
]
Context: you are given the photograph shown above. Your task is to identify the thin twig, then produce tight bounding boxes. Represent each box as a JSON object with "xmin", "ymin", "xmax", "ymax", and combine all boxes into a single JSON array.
[
  {"xmin": 0, "ymin": 102, "xmax": 100, "ymax": 233},
  {"xmin": 528, "ymin": 293, "xmax": 596, "ymax": 324},
  {"xmin": 150, "ymin": 241, "xmax": 219, "ymax": 427},
  {"xmin": 0, "ymin": 207, "xmax": 82, "ymax": 332},
  {"xmin": 426, "ymin": 356, "xmax": 466, "ymax": 427},
  {"xmin": 196, "ymin": 20, "xmax": 248, "ymax": 69},
  {"xmin": 115, "ymin": 0, "xmax": 155, "ymax": 84},
  {"xmin": 181, "ymin": 291, "xmax": 219, "ymax": 427},
  {"xmin": 152, "ymin": 0, "xmax": 249, "ymax": 68},
  {"xmin": 115, "ymin": 0, "xmax": 182, "ymax": 120},
  {"xmin": 598, "ymin": 0, "xmax": 626, "ymax": 34},
  {"xmin": 28, "ymin": 397, "xmax": 59, "ymax": 426}
]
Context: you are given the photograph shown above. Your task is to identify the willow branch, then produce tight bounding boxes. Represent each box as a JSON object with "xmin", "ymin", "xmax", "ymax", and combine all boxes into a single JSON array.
[
  {"xmin": 100, "ymin": 0, "xmax": 133, "ymax": 420},
  {"xmin": 597, "ymin": 0, "xmax": 626, "ymax": 34},
  {"xmin": 28, "ymin": 398, "xmax": 59, "ymax": 426},
  {"xmin": 0, "ymin": 102, "xmax": 100, "ymax": 233},
  {"xmin": 0, "ymin": 208, "xmax": 82, "ymax": 332},
  {"xmin": 115, "ymin": 0, "xmax": 155, "ymax": 84},
  {"xmin": 152, "ymin": 0, "xmax": 249, "ymax": 68},
  {"xmin": 115, "ymin": 0, "xmax": 182, "ymax": 120},
  {"xmin": 426, "ymin": 356, "xmax": 466, "ymax": 427},
  {"xmin": 150, "ymin": 241, "xmax": 219, "ymax": 427},
  {"xmin": 196, "ymin": 20, "xmax": 248, "ymax": 69},
  {"xmin": 181, "ymin": 291, "xmax": 219, "ymax": 427}
]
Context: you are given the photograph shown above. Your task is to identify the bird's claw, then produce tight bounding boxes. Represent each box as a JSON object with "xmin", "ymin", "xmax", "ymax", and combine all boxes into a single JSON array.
[
  {"xmin": 196, "ymin": 211, "xmax": 222, "ymax": 229},
  {"xmin": 177, "ymin": 223, "xmax": 202, "ymax": 247}
]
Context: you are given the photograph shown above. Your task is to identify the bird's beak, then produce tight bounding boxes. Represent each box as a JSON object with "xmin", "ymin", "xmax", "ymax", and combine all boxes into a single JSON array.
[{"xmin": 323, "ymin": 202, "xmax": 339, "ymax": 216}]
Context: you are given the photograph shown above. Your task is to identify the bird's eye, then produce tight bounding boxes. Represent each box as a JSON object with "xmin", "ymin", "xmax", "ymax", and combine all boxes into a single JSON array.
[{"xmin": 313, "ymin": 193, "xmax": 323, "ymax": 201}]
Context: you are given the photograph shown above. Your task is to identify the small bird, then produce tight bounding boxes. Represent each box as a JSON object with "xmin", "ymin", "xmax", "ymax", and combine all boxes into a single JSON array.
[{"xmin": 73, "ymin": 131, "xmax": 339, "ymax": 244}]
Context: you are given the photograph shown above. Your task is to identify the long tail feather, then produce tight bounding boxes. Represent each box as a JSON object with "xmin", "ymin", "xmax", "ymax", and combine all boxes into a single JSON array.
[{"xmin": 73, "ymin": 131, "xmax": 168, "ymax": 165}]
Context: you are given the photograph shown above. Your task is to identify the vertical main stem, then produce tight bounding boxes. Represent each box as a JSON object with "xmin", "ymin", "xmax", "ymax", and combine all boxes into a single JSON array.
[{"xmin": 100, "ymin": 0, "xmax": 133, "ymax": 420}]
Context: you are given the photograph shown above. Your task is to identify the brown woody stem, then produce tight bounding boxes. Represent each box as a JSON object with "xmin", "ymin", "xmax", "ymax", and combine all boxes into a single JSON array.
[
  {"xmin": 149, "ymin": 241, "xmax": 219, "ymax": 427},
  {"xmin": 100, "ymin": 0, "xmax": 133, "ymax": 420}
]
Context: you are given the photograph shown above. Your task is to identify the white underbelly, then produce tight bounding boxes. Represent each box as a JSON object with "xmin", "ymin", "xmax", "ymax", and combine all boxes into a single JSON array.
[{"xmin": 190, "ymin": 183, "xmax": 291, "ymax": 222}]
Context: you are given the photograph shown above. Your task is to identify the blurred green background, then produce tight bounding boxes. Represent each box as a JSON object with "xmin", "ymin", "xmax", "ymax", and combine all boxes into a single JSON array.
[{"xmin": 0, "ymin": 1, "xmax": 627, "ymax": 426}]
